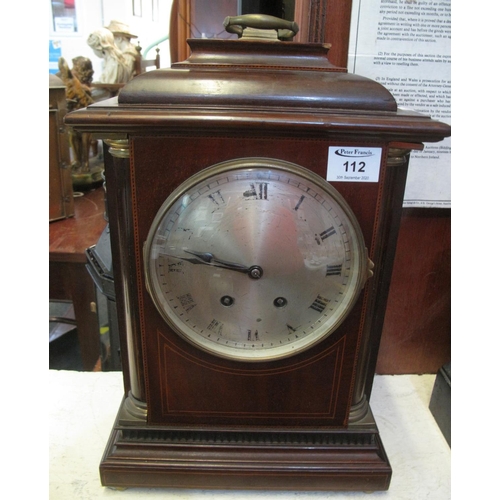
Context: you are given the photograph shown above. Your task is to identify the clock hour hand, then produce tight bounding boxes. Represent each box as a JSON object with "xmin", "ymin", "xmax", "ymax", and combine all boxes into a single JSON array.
[
  {"xmin": 181, "ymin": 250, "xmax": 263, "ymax": 279},
  {"xmin": 183, "ymin": 250, "xmax": 250, "ymax": 273}
]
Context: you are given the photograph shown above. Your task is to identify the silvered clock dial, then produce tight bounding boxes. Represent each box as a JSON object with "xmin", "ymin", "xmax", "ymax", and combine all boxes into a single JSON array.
[{"xmin": 144, "ymin": 158, "xmax": 371, "ymax": 361}]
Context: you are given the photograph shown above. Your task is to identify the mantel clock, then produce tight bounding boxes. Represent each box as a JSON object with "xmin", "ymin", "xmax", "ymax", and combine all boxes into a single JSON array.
[{"xmin": 66, "ymin": 15, "xmax": 450, "ymax": 492}]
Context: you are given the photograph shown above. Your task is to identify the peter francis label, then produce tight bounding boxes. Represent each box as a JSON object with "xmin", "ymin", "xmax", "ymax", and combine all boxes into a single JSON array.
[{"xmin": 327, "ymin": 147, "xmax": 382, "ymax": 183}]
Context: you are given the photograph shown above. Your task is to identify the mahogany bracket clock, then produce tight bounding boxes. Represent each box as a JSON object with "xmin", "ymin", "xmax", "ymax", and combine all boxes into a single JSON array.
[{"xmin": 66, "ymin": 15, "xmax": 451, "ymax": 492}]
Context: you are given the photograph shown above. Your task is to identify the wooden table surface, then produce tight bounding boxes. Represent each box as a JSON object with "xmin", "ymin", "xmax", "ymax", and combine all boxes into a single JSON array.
[
  {"xmin": 49, "ymin": 187, "xmax": 107, "ymax": 262},
  {"xmin": 49, "ymin": 187, "xmax": 107, "ymax": 370}
]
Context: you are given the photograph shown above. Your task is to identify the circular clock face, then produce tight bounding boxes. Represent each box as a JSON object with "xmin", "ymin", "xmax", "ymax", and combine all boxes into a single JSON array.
[{"xmin": 144, "ymin": 158, "xmax": 369, "ymax": 362}]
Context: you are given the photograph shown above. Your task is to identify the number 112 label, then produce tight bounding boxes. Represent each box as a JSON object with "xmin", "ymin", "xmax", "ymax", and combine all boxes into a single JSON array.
[{"xmin": 326, "ymin": 146, "xmax": 382, "ymax": 183}]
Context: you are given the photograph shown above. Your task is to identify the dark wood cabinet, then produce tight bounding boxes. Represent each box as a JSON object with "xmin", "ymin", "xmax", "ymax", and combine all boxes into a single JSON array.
[
  {"xmin": 378, "ymin": 208, "xmax": 451, "ymax": 374},
  {"xmin": 49, "ymin": 74, "xmax": 74, "ymax": 222}
]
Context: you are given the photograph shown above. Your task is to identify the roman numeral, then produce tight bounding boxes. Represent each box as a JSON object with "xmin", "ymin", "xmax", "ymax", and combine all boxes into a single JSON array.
[
  {"xmin": 294, "ymin": 195, "xmax": 305, "ymax": 211},
  {"xmin": 319, "ymin": 226, "xmax": 336, "ymax": 241},
  {"xmin": 208, "ymin": 189, "xmax": 225, "ymax": 206},
  {"xmin": 243, "ymin": 183, "xmax": 268, "ymax": 200},
  {"xmin": 167, "ymin": 261, "xmax": 183, "ymax": 273},
  {"xmin": 247, "ymin": 329, "xmax": 259, "ymax": 341},
  {"xmin": 207, "ymin": 319, "xmax": 224, "ymax": 335},
  {"xmin": 177, "ymin": 293, "xmax": 196, "ymax": 312},
  {"xmin": 326, "ymin": 264, "xmax": 342, "ymax": 276},
  {"xmin": 310, "ymin": 295, "xmax": 330, "ymax": 313}
]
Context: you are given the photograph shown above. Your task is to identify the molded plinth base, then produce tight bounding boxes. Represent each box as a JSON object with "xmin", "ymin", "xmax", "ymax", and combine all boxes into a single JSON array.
[{"xmin": 100, "ymin": 400, "xmax": 391, "ymax": 491}]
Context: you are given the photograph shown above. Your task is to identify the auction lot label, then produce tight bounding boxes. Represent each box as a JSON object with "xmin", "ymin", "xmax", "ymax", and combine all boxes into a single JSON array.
[{"xmin": 327, "ymin": 146, "xmax": 382, "ymax": 183}]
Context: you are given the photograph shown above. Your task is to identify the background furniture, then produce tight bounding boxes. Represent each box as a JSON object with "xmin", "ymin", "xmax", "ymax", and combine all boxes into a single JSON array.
[
  {"xmin": 49, "ymin": 187, "xmax": 107, "ymax": 371},
  {"xmin": 49, "ymin": 74, "xmax": 74, "ymax": 222},
  {"xmin": 136, "ymin": 44, "xmax": 161, "ymax": 73},
  {"xmin": 378, "ymin": 208, "xmax": 451, "ymax": 374}
]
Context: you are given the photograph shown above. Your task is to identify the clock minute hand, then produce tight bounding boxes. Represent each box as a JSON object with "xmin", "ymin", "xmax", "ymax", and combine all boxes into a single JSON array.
[
  {"xmin": 184, "ymin": 250, "xmax": 250, "ymax": 273},
  {"xmin": 182, "ymin": 250, "xmax": 264, "ymax": 279}
]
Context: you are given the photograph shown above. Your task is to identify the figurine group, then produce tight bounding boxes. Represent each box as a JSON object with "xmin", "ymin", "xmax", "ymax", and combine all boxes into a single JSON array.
[
  {"xmin": 57, "ymin": 56, "xmax": 94, "ymax": 175},
  {"xmin": 87, "ymin": 20, "xmax": 140, "ymax": 84}
]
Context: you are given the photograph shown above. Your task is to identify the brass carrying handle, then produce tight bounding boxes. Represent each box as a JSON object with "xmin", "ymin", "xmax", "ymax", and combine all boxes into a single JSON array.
[{"xmin": 223, "ymin": 14, "xmax": 299, "ymax": 41}]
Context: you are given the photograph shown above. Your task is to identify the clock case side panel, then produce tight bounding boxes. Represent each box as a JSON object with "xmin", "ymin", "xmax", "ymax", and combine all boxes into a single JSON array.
[{"xmin": 101, "ymin": 141, "xmax": 147, "ymax": 403}]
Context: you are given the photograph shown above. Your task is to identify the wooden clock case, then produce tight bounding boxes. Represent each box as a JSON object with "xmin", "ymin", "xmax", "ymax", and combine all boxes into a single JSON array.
[{"xmin": 66, "ymin": 30, "xmax": 450, "ymax": 492}]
